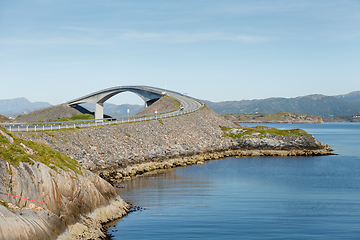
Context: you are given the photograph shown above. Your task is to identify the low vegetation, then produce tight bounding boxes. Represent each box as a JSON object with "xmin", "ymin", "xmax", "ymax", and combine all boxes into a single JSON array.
[
  {"xmin": 324, "ymin": 112, "xmax": 360, "ymax": 122},
  {"xmin": 48, "ymin": 114, "xmax": 94, "ymax": 122},
  {"xmin": 0, "ymin": 127, "xmax": 81, "ymax": 174},
  {"xmin": 0, "ymin": 200, "xmax": 8, "ymax": 207},
  {"xmin": 205, "ymin": 94, "xmax": 360, "ymax": 117},
  {"xmin": 220, "ymin": 125, "xmax": 309, "ymax": 139}
]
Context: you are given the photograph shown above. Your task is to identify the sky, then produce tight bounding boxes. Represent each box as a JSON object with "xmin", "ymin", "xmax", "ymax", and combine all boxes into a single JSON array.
[{"xmin": 0, "ymin": 0, "xmax": 360, "ymax": 105}]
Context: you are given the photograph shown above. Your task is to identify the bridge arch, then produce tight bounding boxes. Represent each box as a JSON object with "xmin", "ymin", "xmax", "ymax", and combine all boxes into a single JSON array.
[{"xmin": 66, "ymin": 86, "xmax": 166, "ymax": 119}]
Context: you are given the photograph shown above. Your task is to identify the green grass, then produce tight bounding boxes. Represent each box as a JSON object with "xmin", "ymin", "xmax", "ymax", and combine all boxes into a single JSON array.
[
  {"xmin": 48, "ymin": 114, "xmax": 94, "ymax": 122},
  {"xmin": 158, "ymin": 119, "xmax": 164, "ymax": 125},
  {"xmin": 0, "ymin": 127, "xmax": 82, "ymax": 175},
  {"xmin": 0, "ymin": 200, "xmax": 8, "ymax": 208},
  {"xmin": 221, "ymin": 125, "xmax": 309, "ymax": 139},
  {"xmin": 15, "ymin": 114, "xmax": 25, "ymax": 120}
]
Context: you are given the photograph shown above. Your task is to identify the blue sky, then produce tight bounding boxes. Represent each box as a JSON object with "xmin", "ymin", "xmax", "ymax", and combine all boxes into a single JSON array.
[{"xmin": 1, "ymin": 0, "xmax": 359, "ymax": 105}]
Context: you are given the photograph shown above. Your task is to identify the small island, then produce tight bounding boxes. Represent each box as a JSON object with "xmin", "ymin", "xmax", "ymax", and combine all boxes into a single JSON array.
[{"xmin": 223, "ymin": 112, "xmax": 324, "ymax": 124}]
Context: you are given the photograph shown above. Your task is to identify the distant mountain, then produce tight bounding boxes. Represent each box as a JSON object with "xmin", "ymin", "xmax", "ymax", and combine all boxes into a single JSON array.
[
  {"xmin": 0, "ymin": 97, "xmax": 52, "ymax": 115},
  {"xmin": 204, "ymin": 92, "xmax": 360, "ymax": 117},
  {"xmin": 334, "ymin": 91, "xmax": 360, "ymax": 102}
]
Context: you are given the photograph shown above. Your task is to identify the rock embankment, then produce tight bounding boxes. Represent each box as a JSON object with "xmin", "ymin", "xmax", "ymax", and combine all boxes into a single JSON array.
[
  {"xmin": 0, "ymin": 130, "xmax": 128, "ymax": 240},
  {"xmin": 15, "ymin": 107, "xmax": 333, "ymax": 184}
]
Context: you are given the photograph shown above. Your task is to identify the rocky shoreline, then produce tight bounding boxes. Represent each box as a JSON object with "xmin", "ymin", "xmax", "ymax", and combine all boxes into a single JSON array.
[
  {"xmin": 0, "ymin": 130, "xmax": 129, "ymax": 240},
  {"xmin": 105, "ymin": 147, "xmax": 333, "ymax": 183}
]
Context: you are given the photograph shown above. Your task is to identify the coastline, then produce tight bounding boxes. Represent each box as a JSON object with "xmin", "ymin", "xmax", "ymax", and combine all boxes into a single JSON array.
[
  {"xmin": 5, "ymin": 107, "xmax": 334, "ymax": 239},
  {"xmin": 57, "ymin": 196, "xmax": 129, "ymax": 240},
  {"xmin": 105, "ymin": 147, "xmax": 334, "ymax": 183}
]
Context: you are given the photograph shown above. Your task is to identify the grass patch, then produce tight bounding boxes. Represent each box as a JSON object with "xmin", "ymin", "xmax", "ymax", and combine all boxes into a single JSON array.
[
  {"xmin": 0, "ymin": 200, "xmax": 8, "ymax": 208},
  {"xmin": 221, "ymin": 125, "xmax": 309, "ymax": 139},
  {"xmin": 48, "ymin": 114, "xmax": 94, "ymax": 122},
  {"xmin": 125, "ymin": 132, "xmax": 131, "ymax": 137},
  {"xmin": 0, "ymin": 127, "xmax": 82, "ymax": 175},
  {"xmin": 158, "ymin": 119, "xmax": 164, "ymax": 125}
]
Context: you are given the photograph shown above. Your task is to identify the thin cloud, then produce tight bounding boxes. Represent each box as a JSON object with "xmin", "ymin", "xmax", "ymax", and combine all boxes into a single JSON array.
[
  {"xmin": 0, "ymin": 30, "xmax": 269, "ymax": 46},
  {"xmin": 0, "ymin": 37, "xmax": 108, "ymax": 46},
  {"xmin": 117, "ymin": 31, "xmax": 269, "ymax": 43}
]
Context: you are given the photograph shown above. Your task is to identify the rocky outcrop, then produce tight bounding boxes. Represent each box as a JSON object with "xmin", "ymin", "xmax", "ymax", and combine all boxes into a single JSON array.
[
  {"xmin": 0, "ymin": 130, "xmax": 128, "ymax": 240},
  {"xmin": 233, "ymin": 134, "xmax": 328, "ymax": 150},
  {"xmin": 0, "ymin": 157, "xmax": 128, "ymax": 240}
]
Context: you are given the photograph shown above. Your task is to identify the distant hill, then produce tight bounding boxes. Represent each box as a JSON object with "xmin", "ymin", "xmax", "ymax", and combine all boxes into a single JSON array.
[
  {"xmin": 204, "ymin": 93, "xmax": 360, "ymax": 118},
  {"xmin": 334, "ymin": 91, "xmax": 360, "ymax": 103},
  {"xmin": 81, "ymin": 102, "xmax": 144, "ymax": 118},
  {"xmin": 0, "ymin": 97, "xmax": 52, "ymax": 115},
  {"xmin": 324, "ymin": 112, "xmax": 360, "ymax": 122}
]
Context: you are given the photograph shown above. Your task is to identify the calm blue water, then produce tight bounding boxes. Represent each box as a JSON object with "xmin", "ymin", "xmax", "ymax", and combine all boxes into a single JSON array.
[{"xmin": 108, "ymin": 123, "xmax": 360, "ymax": 239}]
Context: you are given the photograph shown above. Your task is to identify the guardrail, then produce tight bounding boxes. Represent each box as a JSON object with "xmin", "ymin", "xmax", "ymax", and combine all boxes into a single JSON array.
[{"xmin": 0, "ymin": 103, "xmax": 203, "ymax": 132}]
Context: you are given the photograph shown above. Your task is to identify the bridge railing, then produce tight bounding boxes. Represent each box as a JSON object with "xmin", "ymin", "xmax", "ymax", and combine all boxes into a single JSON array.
[{"xmin": 0, "ymin": 101, "xmax": 204, "ymax": 132}]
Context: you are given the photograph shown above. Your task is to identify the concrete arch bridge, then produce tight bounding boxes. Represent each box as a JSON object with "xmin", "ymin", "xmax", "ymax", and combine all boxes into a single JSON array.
[{"xmin": 66, "ymin": 86, "xmax": 202, "ymax": 120}]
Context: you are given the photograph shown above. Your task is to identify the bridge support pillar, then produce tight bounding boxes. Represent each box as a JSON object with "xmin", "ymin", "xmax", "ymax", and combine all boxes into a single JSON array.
[{"xmin": 95, "ymin": 102, "xmax": 104, "ymax": 121}]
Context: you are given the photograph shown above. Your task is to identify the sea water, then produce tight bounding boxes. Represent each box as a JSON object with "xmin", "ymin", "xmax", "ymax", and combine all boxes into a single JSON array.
[{"xmin": 108, "ymin": 123, "xmax": 360, "ymax": 239}]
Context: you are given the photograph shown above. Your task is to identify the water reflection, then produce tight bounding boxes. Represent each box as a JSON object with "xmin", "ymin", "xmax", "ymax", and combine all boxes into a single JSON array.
[{"xmin": 108, "ymin": 123, "xmax": 360, "ymax": 240}]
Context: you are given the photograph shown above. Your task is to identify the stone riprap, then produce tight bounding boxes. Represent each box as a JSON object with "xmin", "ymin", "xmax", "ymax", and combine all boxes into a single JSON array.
[{"xmin": 14, "ymin": 107, "xmax": 333, "ymax": 183}]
